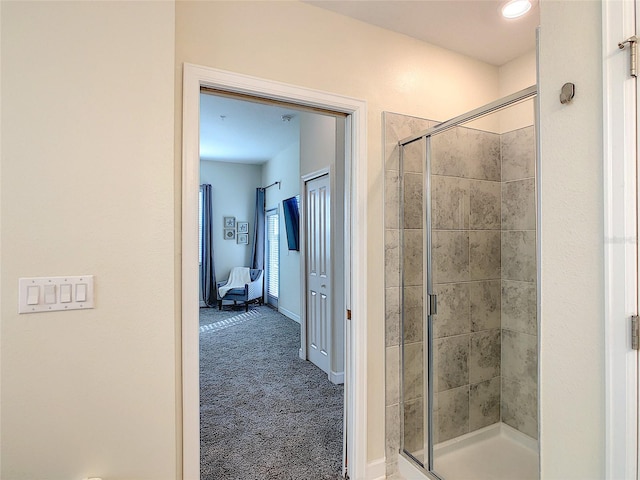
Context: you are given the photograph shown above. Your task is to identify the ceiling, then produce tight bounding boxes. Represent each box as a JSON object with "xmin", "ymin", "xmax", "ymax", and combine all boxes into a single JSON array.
[
  {"xmin": 200, "ymin": 0, "xmax": 539, "ymax": 163},
  {"xmin": 305, "ymin": 0, "xmax": 539, "ymax": 67},
  {"xmin": 200, "ymin": 93, "xmax": 300, "ymax": 164}
]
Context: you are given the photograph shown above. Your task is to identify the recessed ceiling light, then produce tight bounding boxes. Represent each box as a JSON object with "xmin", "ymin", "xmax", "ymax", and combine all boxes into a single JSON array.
[{"xmin": 501, "ymin": 0, "xmax": 532, "ymax": 19}]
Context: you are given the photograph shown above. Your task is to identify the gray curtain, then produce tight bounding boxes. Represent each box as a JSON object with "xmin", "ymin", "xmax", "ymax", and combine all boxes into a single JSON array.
[
  {"xmin": 250, "ymin": 188, "xmax": 265, "ymax": 270},
  {"xmin": 200, "ymin": 184, "xmax": 217, "ymax": 306}
]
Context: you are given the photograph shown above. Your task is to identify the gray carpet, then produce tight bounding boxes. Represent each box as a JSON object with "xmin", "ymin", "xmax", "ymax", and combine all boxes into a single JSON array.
[{"xmin": 200, "ymin": 305, "xmax": 344, "ymax": 480}]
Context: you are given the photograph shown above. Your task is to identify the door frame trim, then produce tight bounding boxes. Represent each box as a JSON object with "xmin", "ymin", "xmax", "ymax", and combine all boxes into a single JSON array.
[
  {"xmin": 602, "ymin": 1, "xmax": 639, "ymax": 478},
  {"xmin": 181, "ymin": 63, "xmax": 368, "ymax": 480}
]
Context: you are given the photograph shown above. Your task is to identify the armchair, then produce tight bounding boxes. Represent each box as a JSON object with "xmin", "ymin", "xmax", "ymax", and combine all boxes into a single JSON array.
[{"xmin": 217, "ymin": 268, "xmax": 264, "ymax": 312}]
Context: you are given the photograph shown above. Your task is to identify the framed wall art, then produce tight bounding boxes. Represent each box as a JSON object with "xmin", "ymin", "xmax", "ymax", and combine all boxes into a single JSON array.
[
  {"xmin": 237, "ymin": 222, "xmax": 249, "ymax": 234},
  {"xmin": 237, "ymin": 233, "xmax": 249, "ymax": 245},
  {"xmin": 223, "ymin": 216, "xmax": 236, "ymax": 229},
  {"xmin": 224, "ymin": 228, "xmax": 235, "ymax": 240}
]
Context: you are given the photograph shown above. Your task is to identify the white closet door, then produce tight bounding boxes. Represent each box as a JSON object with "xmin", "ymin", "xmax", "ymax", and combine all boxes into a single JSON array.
[{"xmin": 306, "ymin": 174, "xmax": 331, "ymax": 375}]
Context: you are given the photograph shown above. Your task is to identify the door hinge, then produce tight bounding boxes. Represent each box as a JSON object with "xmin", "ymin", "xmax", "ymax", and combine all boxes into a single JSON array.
[
  {"xmin": 346, "ymin": 309, "xmax": 351, "ymax": 320},
  {"xmin": 618, "ymin": 36, "xmax": 638, "ymax": 77},
  {"xmin": 632, "ymin": 315, "xmax": 640, "ymax": 350},
  {"xmin": 427, "ymin": 293, "xmax": 437, "ymax": 316}
]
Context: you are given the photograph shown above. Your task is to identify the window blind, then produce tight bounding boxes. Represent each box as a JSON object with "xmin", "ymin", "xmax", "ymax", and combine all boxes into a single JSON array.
[
  {"xmin": 266, "ymin": 211, "xmax": 279, "ymax": 299},
  {"xmin": 198, "ymin": 189, "xmax": 203, "ymax": 264}
]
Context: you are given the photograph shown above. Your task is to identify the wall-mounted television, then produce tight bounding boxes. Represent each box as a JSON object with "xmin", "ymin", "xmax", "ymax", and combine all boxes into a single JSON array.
[{"xmin": 282, "ymin": 195, "xmax": 300, "ymax": 251}]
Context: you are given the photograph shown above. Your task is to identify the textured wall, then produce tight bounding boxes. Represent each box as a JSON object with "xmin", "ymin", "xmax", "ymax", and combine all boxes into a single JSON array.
[
  {"xmin": 500, "ymin": 126, "xmax": 538, "ymax": 438},
  {"xmin": 538, "ymin": 3, "xmax": 605, "ymax": 476}
]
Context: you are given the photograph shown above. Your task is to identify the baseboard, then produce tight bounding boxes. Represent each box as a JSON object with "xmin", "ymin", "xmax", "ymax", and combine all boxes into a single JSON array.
[
  {"xmin": 366, "ymin": 457, "xmax": 386, "ymax": 480},
  {"xmin": 329, "ymin": 370, "xmax": 344, "ymax": 385},
  {"xmin": 299, "ymin": 348, "xmax": 305, "ymax": 360},
  {"xmin": 278, "ymin": 306, "xmax": 300, "ymax": 323}
]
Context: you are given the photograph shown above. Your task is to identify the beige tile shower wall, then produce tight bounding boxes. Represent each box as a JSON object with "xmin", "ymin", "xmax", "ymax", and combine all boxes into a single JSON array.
[
  {"xmin": 384, "ymin": 113, "xmax": 435, "ymax": 476},
  {"xmin": 402, "ymin": 138, "xmax": 426, "ymax": 458},
  {"xmin": 500, "ymin": 125, "xmax": 538, "ymax": 439},
  {"xmin": 431, "ymin": 126, "xmax": 502, "ymax": 443}
]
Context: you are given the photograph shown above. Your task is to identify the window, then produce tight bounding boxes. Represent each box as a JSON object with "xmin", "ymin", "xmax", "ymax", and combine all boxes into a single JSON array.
[
  {"xmin": 198, "ymin": 188, "xmax": 203, "ymax": 264},
  {"xmin": 266, "ymin": 209, "xmax": 279, "ymax": 307}
]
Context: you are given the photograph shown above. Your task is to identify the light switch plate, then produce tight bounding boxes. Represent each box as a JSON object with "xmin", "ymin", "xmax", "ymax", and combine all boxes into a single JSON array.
[{"xmin": 18, "ymin": 275, "xmax": 94, "ymax": 314}]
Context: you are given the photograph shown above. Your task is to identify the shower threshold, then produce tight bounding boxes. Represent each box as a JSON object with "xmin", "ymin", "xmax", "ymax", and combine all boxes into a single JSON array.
[{"xmin": 398, "ymin": 423, "xmax": 538, "ymax": 480}]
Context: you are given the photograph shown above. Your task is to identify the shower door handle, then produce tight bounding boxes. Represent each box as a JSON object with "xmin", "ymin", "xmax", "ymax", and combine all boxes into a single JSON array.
[{"xmin": 428, "ymin": 293, "xmax": 437, "ymax": 316}]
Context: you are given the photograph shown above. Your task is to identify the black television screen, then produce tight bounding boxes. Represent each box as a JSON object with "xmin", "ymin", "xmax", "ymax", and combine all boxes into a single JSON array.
[{"xmin": 282, "ymin": 196, "xmax": 300, "ymax": 251}]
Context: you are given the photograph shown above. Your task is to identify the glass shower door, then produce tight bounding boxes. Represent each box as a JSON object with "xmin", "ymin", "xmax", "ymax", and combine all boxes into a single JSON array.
[
  {"xmin": 428, "ymin": 98, "xmax": 538, "ymax": 480},
  {"xmin": 429, "ymin": 123, "xmax": 503, "ymax": 477}
]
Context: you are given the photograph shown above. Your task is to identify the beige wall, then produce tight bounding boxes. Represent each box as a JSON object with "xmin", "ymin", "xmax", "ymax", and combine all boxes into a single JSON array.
[
  {"xmin": 175, "ymin": 0, "xmax": 500, "ymax": 462},
  {"xmin": 500, "ymin": 49, "xmax": 538, "ymax": 95},
  {"xmin": 538, "ymin": 1, "xmax": 605, "ymax": 478},
  {"xmin": 499, "ymin": 49, "xmax": 537, "ymax": 133},
  {"xmin": 1, "ymin": 2, "xmax": 177, "ymax": 479}
]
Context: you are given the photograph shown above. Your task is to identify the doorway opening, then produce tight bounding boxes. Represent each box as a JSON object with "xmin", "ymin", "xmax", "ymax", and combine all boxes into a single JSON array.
[
  {"xmin": 198, "ymin": 92, "xmax": 345, "ymax": 477},
  {"xmin": 182, "ymin": 64, "xmax": 368, "ymax": 480}
]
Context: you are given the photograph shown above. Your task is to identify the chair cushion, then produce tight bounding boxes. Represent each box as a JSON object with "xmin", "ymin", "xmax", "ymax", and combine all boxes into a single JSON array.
[{"xmin": 225, "ymin": 288, "xmax": 245, "ymax": 296}]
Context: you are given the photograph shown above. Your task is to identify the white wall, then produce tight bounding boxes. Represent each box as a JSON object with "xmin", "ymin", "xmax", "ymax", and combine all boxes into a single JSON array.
[
  {"xmin": 1, "ymin": 2, "xmax": 177, "ymax": 479},
  {"xmin": 538, "ymin": 1, "xmax": 605, "ymax": 477},
  {"xmin": 200, "ymin": 161, "xmax": 262, "ymax": 281},
  {"xmin": 176, "ymin": 0, "xmax": 499, "ymax": 462},
  {"xmin": 262, "ymin": 137, "xmax": 302, "ymax": 321},
  {"xmin": 300, "ymin": 113, "xmax": 338, "ymax": 177}
]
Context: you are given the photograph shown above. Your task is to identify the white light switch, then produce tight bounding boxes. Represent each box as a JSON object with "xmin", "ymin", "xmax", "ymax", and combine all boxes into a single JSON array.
[
  {"xmin": 76, "ymin": 283, "xmax": 87, "ymax": 303},
  {"xmin": 60, "ymin": 284, "xmax": 72, "ymax": 303},
  {"xmin": 26, "ymin": 286, "xmax": 39, "ymax": 305},
  {"xmin": 44, "ymin": 285, "xmax": 56, "ymax": 304},
  {"xmin": 19, "ymin": 276, "xmax": 94, "ymax": 314}
]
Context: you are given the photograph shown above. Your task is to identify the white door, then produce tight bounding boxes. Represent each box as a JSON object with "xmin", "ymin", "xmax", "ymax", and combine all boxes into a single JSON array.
[
  {"xmin": 306, "ymin": 174, "xmax": 331, "ymax": 375},
  {"xmin": 603, "ymin": 2, "xmax": 639, "ymax": 478}
]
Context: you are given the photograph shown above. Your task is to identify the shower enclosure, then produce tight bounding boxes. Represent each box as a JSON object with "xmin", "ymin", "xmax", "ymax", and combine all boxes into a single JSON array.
[{"xmin": 390, "ymin": 86, "xmax": 539, "ymax": 480}]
